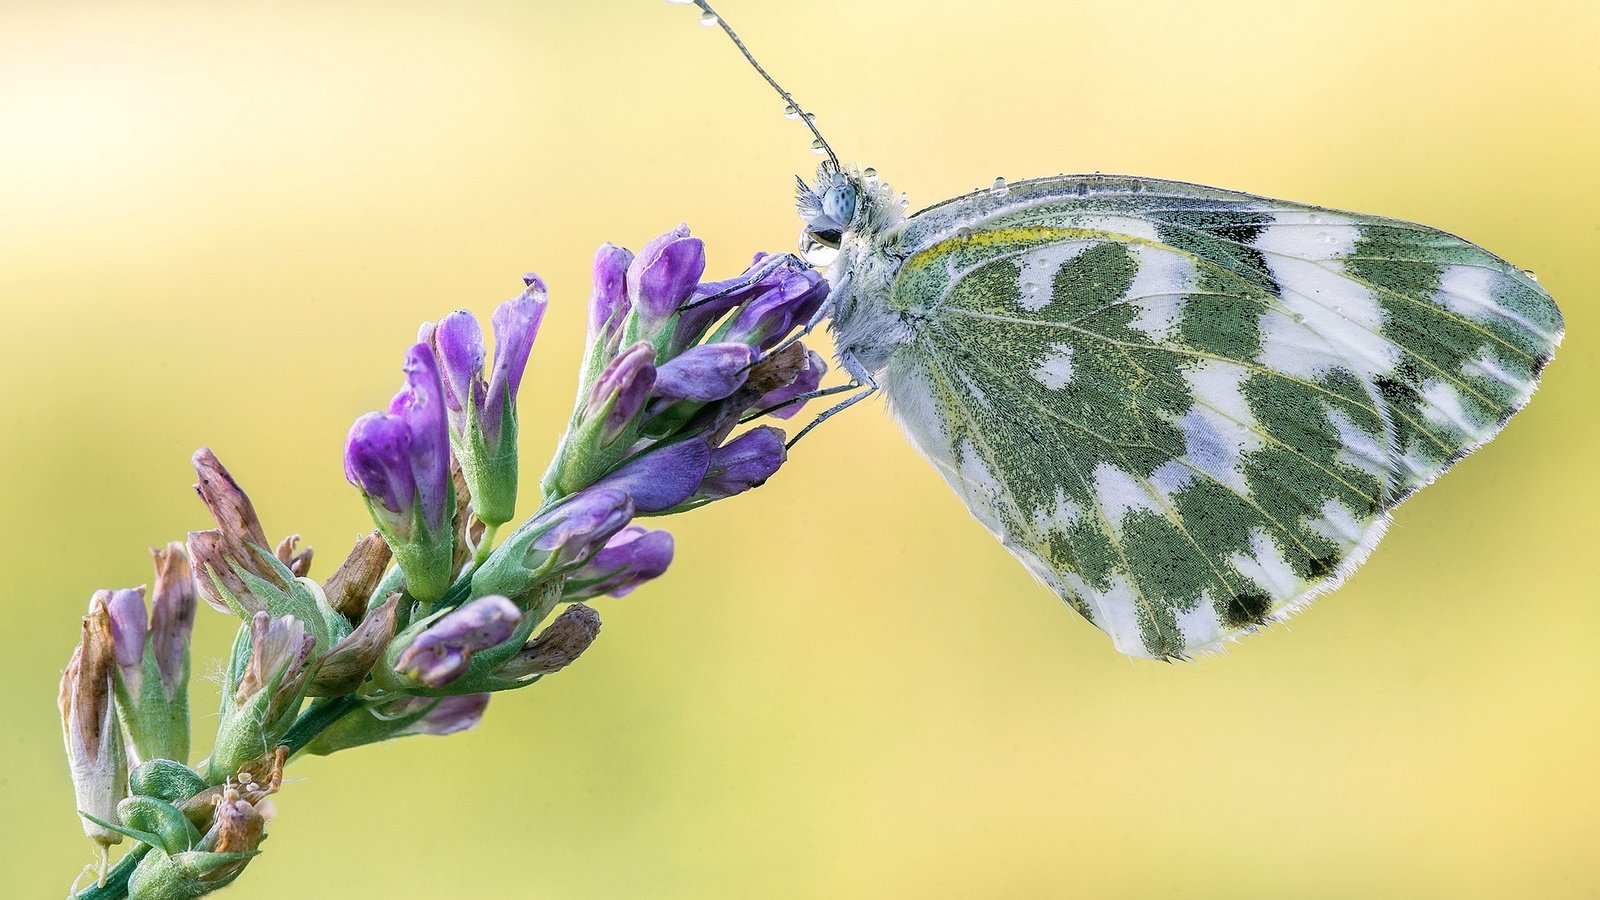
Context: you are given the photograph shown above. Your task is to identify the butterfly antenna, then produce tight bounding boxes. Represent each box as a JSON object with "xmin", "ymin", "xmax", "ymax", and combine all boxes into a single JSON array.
[{"xmin": 685, "ymin": 0, "xmax": 842, "ymax": 170}]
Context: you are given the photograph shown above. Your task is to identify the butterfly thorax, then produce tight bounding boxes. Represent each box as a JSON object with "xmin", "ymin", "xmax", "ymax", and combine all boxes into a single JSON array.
[{"xmin": 797, "ymin": 167, "xmax": 912, "ymax": 380}]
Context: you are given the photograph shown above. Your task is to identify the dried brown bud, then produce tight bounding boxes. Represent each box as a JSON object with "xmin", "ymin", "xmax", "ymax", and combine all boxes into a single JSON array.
[
  {"xmin": 59, "ymin": 600, "xmax": 127, "ymax": 846},
  {"xmin": 308, "ymin": 594, "xmax": 399, "ymax": 696},
  {"xmin": 192, "ymin": 447, "xmax": 269, "ymax": 548},
  {"xmin": 148, "ymin": 542, "xmax": 196, "ymax": 698},
  {"xmin": 502, "ymin": 603, "xmax": 601, "ymax": 679},
  {"xmin": 450, "ymin": 462, "xmax": 486, "ymax": 577},
  {"xmin": 188, "ymin": 449, "xmax": 297, "ymax": 614},
  {"xmin": 322, "ymin": 532, "xmax": 392, "ymax": 621}
]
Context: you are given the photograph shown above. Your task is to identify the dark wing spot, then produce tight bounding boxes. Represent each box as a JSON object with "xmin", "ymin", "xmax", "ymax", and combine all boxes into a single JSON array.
[
  {"xmin": 1306, "ymin": 554, "xmax": 1341, "ymax": 580},
  {"xmin": 1223, "ymin": 592, "xmax": 1273, "ymax": 628}
]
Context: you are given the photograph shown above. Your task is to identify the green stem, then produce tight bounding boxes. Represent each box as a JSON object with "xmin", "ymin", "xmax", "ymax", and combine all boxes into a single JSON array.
[
  {"xmin": 471, "ymin": 521, "xmax": 501, "ymax": 566},
  {"xmin": 73, "ymin": 845, "xmax": 148, "ymax": 900},
  {"xmin": 280, "ymin": 694, "xmax": 363, "ymax": 756}
]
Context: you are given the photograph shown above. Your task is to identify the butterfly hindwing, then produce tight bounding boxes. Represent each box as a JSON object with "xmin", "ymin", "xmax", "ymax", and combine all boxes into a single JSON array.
[{"xmin": 875, "ymin": 176, "xmax": 1560, "ymax": 658}]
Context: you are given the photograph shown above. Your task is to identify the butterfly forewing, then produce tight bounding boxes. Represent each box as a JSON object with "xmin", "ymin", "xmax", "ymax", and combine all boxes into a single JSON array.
[{"xmin": 877, "ymin": 176, "xmax": 1561, "ymax": 658}]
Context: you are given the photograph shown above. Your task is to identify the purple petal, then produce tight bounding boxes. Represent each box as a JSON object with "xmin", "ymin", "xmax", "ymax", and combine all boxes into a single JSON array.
[
  {"xmin": 591, "ymin": 438, "xmax": 712, "ymax": 513},
  {"xmin": 404, "ymin": 693, "xmax": 490, "ymax": 736},
  {"xmin": 530, "ymin": 488, "xmax": 635, "ymax": 567},
  {"xmin": 628, "ymin": 225, "xmax": 706, "ymax": 328},
  {"xmin": 757, "ymin": 349, "xmax": 828, "ymax": 419},
  {"xmin": 148, "ymin": 542, "xmax": 196, "ymax": 694},
  {"xmin": 588, "ymin": 342, "xmax": 656, "ymax": 445},
  {"xmin": 431, "ymin": 310, "xmax": 485, "ymax": 423},
  {"xmin": 653, "ymin": 342, "xmax": 755, "ymax": 403},
  {"xmin": 569, "ymin": 525, "xmax": 675, "ymax": 598},
  {"xmin": 699, "ymin": 426, "xmax": 787, "ymax": 501},
  {"xmin": 344, "ymin": 412, "xmax": 416, "ymax": 519},
  {"xmin": 587, "ymin": 243, "xmax": 635, "ymax": 343},
  {"xmin": 482, "ymin": 280, "xmax": 547, "ymax": 446},
  {"xmin": 396, "ymin": 595, "xmax": 522, "ymax": 688},
  {"xmin": 99, "ymin": 588, "xmax": 148, "ymax": 672},
  {"xmin": 390, "ymin": 344, "xmax": 453, "ymax": 536}
]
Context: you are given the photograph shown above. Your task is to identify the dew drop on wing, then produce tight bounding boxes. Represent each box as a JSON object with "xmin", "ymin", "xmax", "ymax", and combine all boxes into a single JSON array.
[
  {"xmin": 1521, "ymin": 268, "xmax": 1540, "ymax": 282},
  {"xmin": 811, "ymin": 138, "xmax": 826, "ymax": 155},
  {"xmin": 699, "ymin": 11, "xmax": 718, "ymax": 25},
  {"xmin": 862, "ymin": 166, "xmax": 878, "ymax": 182},
  {"xmin": 990, "ymin": 176, "xmax": 1009, "ymax": 196}
]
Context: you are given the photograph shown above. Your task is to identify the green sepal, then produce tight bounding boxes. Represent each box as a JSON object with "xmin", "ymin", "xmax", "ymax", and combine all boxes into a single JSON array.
[
  {"xmin": 208, "ymin": 624, "xmax": 313, "ymax": 782},
  {"xmin": 456, "ymin": 390, "xmax": 519, "ymax": 527},
  {"xmin": 78, "ymin": 812, "xmax": 165, "ymax": 851},
  {"xmin": 129, "ymin": 761, "xmax": 208, "ymax": 805},
  {"xmin": 113, "ymin": 649, "xmax": 190, "ymax": 765},
  {"xmin": 368, "ymin": 497, "xmax": 455, "ymax": 605},
  {"xmin": 116, "ymin": 795, "xmax": 201, "ymax": 854},
  {"xmin": 237, "ymin": 547, "xmax": 332, "ymax": 650},
  {"xmin": 467, "ymin": 512, "xmax": 567, "ymax": 608},
  {"xmin": 128, "ymin": 847, "xmax": 259, "ymax": 900}
]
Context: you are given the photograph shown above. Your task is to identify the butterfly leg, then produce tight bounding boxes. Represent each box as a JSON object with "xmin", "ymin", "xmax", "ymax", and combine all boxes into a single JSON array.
[{"xmin": 784, "ymin": 354, "xmax": 878, "ymax": 449}]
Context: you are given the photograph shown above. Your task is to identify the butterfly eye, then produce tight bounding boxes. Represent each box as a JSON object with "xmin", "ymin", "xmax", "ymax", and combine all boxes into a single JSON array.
[{"xmin": 822, "ymin": 184, "xmax": 857, "ymax": 227}]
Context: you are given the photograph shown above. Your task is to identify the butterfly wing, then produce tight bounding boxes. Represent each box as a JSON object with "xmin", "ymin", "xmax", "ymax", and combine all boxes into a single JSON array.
[{"xmin": 871, "ymin": 175, "xmax": 1561, "ymax": 658}]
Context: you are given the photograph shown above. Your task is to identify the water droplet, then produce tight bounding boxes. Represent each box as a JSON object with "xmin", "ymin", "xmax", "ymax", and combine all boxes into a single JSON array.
[
  {"xmin": 862, "ymin": 166, "xmax": 878, "ymax": 182},
  {"xmin": 1521, "ymin": 268, "xmax": 1539, "ymax": 282},
  {"xmin": 800, "ymin": 234, "xmax": 840, "ymax": 267},
  {"xmin": 699, "ymin": 10, "xmax": 718, "ymax": 26},
  {"xmin": 810, "ymin": 138, "xmax": 826, "ymax": 155},
  {"xmin": 956, "ymin": 226, "xmax": 974, "ymax": 238},
  {"xmin": 989, "ymin": 176, "xmax": 1009, "ymax": 196},
  {"xmin": 1292, "ymin": 313, "xmax": 1307, "ymax": 325},
  {"xmin": 782, "ymin": 102, "xmax": 799, "ymax": 120}
]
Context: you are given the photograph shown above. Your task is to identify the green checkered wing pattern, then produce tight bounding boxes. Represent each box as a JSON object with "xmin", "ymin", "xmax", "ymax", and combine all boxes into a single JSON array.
[{"xmin": 877, "ymin": 176, "xmax": 1561, "ymax": 658}]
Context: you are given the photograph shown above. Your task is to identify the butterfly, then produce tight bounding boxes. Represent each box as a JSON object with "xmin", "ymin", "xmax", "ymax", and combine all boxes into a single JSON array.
[{"xmin": 688, "ymin": 1, "xmax": 1564, "ymax": 660}]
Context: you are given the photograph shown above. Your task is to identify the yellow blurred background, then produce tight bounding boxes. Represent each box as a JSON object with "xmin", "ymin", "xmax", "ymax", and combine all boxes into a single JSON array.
[{"xmin": 4, "ymin": 0, "xmax": 1598, "ymax": 896}]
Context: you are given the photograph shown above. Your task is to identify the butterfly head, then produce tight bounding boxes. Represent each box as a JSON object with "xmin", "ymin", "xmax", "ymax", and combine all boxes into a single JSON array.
[
  {"xmin": 796, "ymin": 168, "xmax": 857, "ymax": 253},
  {"xmin": 795, "ymin": 166, "xmax": 903, "ymax": 263}
]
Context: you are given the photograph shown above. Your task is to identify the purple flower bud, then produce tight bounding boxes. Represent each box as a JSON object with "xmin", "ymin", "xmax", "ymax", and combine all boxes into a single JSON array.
[
  {"xmin": 429, "ymin": 310, "xmax": 485, "ymax": 435},
  {"xmin": 148, "ymin": 542, "xmax": 196, "ymax": 699},
  {"xmin": 588, "ymin": 243, "xmax": 635, "ymax": 344},
  {"xmin": 588, "ymin": 342, "xmax": 656, "ymax": 446},
  {"xmin": 483, "ymin": 282, "xmax": 546, "ymax": 446},
  {"xmin": 389, "ymin": 344, "xmax": 453, "ymax": 537},
  {"xmin": 591, "ymin": 438, "xmax": 712, "ymax": 513},
  {"xmin": 756, "ymin": 348, "xmax": 828, "ymax": 419},
  {"xmin": 726, "ymin": 264, "xmax": 829, "ymax": 349},
  {"xmin": 528, "ymin": 488, "xmax": 635, "ymax": 570},
  {"xmin": 652, "ymin": 342, "xmax": 755, "ymax": 403},
  {"xmin": 566, "ymin": 525, "xmax": 674, "ymax": 599},
  {"xmin": 402, "ymin": 693, "xmax": 491, "ymax": 737},
  {"xmin": 395, "ymin": 595, "xmax": 521, "ymax": 688},
  {"xmin": 98, "ymin": 588, "xmax": 148, "ymax": 677},
  {"xmin": 344, "ymin": 412, "xmax": 416, "ymax": 527},
  {"xmin": 628, "ymin": 225, "xmax": 705, "ymax": 330},
  {"xmin": 697, "ymin": 426, "xmax": 787, "ymax": 502}
]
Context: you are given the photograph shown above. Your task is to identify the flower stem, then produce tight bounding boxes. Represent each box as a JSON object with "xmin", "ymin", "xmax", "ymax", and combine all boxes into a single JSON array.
[
  {"xmin": 472, "ymin": 521, "xmax": 500, "ymax": 566},
  {"xmin": 280, "ymin": 694, "xmax": 363, "ymax": 756}
]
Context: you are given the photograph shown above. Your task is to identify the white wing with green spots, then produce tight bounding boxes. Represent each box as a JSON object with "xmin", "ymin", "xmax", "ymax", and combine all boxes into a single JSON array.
[{"xmin": 829, "ymin": 174, "xmax": 1562, "ymax": 659}]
